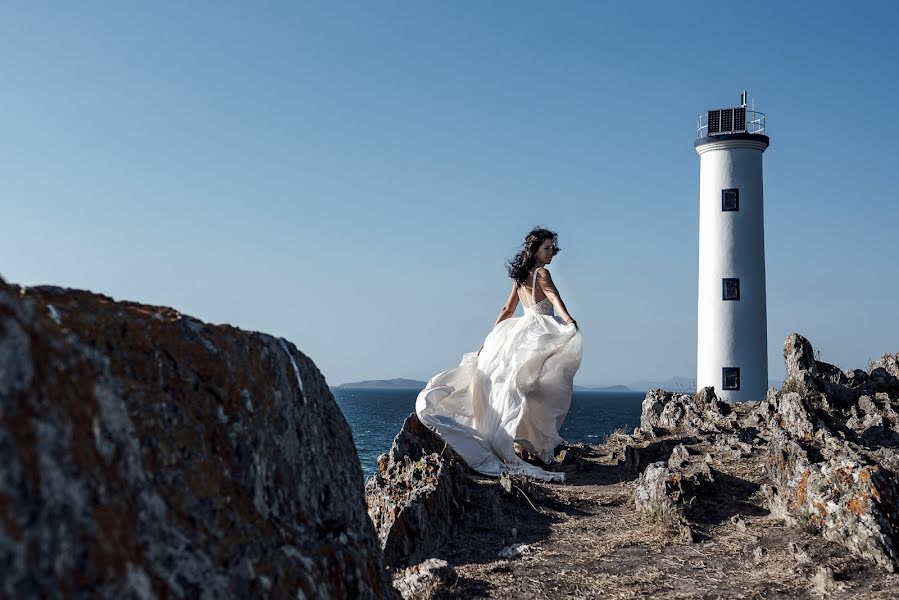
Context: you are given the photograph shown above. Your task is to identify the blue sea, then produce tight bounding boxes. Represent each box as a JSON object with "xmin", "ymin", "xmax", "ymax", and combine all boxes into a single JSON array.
[{"xmin": 333, "ymin": 388, "xmax": 646, "ymax": 479}]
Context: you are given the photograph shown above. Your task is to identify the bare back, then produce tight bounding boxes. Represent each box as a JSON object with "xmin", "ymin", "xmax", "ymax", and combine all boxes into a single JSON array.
[
  {"xmin": 494, "ymin": 266, "xmax": 574, "ymax": 327},
  {"xmin": 517, "ymin": 268, "xmax": 554, "ymax": 316},
  {"xmin": 517, "ymin": 280, "xmax": 548, "ymax": 308}
]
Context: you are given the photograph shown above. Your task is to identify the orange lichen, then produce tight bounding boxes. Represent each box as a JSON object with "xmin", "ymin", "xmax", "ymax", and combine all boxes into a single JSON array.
[
  {"xmin": 791, "ymin": 470, "xmax": 810, "ymax": 511},
  {"xmin": 848, "ymin": 493, "xmax": 872, "ymax": 516}
]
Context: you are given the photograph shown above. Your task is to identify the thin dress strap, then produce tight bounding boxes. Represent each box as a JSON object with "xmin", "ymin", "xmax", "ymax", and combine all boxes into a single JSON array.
[{"xmin": 531, "ymin": 268, "xmax": 541, "ymax": 306}]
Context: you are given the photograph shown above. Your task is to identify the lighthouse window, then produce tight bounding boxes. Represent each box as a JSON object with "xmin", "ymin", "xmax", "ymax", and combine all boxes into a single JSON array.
[
  {"xmin": 722, "ymin": 188, "xmax": 739, "ymax": 211},
  {"xmin": 723, "ymin": 368, "xmax": 740, "ymax": 391},
  {"xmin": 722, "ymin": 278, "xmax": 740, "ymax": 301}
]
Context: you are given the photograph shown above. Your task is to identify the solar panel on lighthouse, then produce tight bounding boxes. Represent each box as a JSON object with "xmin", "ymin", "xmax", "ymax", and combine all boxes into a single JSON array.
[
  {"xmin": 708, "ymin": 109, "xmax": 721, "ymax": 135},
  {"xmin": 706, "ymin": 107, "xmax": 748, "ymax": 135},
  {"xmin": 721, "ymin": 108, "xmax": 733, "ymax": 132},
  {"xmin": 734, "ymin": 107, "xmax": 746, "ymax": 132}
]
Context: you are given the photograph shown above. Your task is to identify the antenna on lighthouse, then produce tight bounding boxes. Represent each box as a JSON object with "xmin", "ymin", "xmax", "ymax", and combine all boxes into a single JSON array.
[{"xmin": 741, "ymin": 90, "xmax": 748, "ymax": 107}]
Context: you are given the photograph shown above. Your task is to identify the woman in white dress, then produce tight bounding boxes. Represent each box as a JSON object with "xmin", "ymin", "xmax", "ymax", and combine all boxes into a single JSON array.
[{"xmin": 416, "ymin": 228, "xmax": 583, "ymax": 481}]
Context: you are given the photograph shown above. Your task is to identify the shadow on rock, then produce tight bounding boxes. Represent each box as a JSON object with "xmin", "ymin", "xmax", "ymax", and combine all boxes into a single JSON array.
[{"xmin": 686, "ymin": 468, "xmax": 767, "ymax": 527}]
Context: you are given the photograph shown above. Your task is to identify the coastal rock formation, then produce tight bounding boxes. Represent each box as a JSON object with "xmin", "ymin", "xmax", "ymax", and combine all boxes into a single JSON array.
[
  {"xmin": 754, "ymin": 334, "xmax": 899, "ymax": 573},
  {"xmin": 637, "ymin": 333, "xmax": 899, "ymax": 572},
  {"xmin": 765, "ymin": 433, "xmax": 899, "ymax": 572},
  {"xmin": 639, "ymin": 386, "xmax": 738, "ymax": 435},
  {"xmin": 0, "ymin": 279, "xmax": 395, "ymax": 598},
  {"xmin": 365, "ymin": 414, "xmax": 468, "ymax": 568}
]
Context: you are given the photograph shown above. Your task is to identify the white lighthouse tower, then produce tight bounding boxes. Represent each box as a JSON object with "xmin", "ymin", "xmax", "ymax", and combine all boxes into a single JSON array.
[{"xmin": 695, "ymin": 92, "xmax": 769, "ymax": 402}]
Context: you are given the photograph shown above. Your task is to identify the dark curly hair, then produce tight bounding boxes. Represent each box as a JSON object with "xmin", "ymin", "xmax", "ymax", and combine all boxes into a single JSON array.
[{"xmin": 506, "ymin": 227, "xmax": 560, "ymax": 285}]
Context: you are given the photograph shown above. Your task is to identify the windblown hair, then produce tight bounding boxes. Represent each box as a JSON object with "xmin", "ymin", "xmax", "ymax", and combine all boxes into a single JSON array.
[{"xmin": 506, "ymin": 227, "xmax": 560, "ymax": 285}]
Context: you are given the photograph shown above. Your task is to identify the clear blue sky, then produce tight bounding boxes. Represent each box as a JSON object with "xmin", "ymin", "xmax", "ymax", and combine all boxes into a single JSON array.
[{"xmin": 2, "ymin": 2, "xmax": 897, "ymax": 387}]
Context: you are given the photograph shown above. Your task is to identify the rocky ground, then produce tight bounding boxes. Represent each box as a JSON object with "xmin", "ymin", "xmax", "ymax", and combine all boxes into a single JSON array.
[{"xmin": 367, "ymin": 335, "xmax": 899, "ymax": 599}]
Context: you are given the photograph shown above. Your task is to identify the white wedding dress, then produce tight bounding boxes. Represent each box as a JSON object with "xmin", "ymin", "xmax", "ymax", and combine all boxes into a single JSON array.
[{"xmin": 416, "ymin": 268, "xmax": 583, "ymax": 481}]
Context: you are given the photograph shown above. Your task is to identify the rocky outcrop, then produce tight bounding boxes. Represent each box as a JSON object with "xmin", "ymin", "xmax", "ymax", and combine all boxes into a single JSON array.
[
  {"xmin": 392, "ymin": 559, "xmax": 457, "ymax": 600},
  {"xmin": 633, "ymin": 460, "xmax": 713, "ymax": 542},
  {"xmin": 755, "ymin": 334, "xmax": 899, "ymax": 440},
  {"xmin": 0, "ymin": 279, "xmax": 396, "ymax": 598},
  {"xmin": 753, "ymin": 335, "xmax": 899, "ymax": 573},
  {"xmin": 639, "ymin": 386, "xmax": 738, "ymax": 436},
  {"xmin": 365, "ymin": 414, "xmax": 469, "ymax": 568},
  {"xmin": 365, "ymin": 413, "xmax": 567, "ymax": 574},
  {"xmin": 630, "ymin": 333, "xmax": 899, "ymax": 573},
  {"xmin": 764, "ymin": 433, "xmax": 899, "ymax": 572}
]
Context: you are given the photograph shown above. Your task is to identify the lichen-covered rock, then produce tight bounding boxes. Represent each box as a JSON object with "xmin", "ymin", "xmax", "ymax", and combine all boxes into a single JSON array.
[
  {"xmin": 365, "ymin": 414, "xmax": 468, "ymax": 568},
  {"xmin": 764, "ymin": 433, "xmax": 899, "ymax": 572},
  {"xmin": 639, "ymin": 386, "xmax": 736, "ymax": 436},
  {"xmin": 0, "ymin": 280, "xmax": 396, "ymax": 598},
  {"xmin": 634, "ymin": 460, "xmax": 712, "ymax": 542},
  {"xmin": 870, "ymin": 353, "xmax": 899, "ymax": 380},
  {"xmin": 754, "ymin": 389, "xmax": 818, "ymax": 440},
  {"xmin": 784, "ymin": 333, "xmax": 817, "ymax": 377},
  {"xmin": 616, "ymin": 436, "xmax": 691, "ymax": 477},
  {"xmin": 667, "ymin": 443, "xmax": 691, "ymax": 469},
  {"xmin": 392, "ymin": 558, "xmax": 457, "ymax": 600}
]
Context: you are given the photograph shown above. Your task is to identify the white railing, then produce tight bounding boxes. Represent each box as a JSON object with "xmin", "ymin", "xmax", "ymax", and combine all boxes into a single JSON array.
[{"xmin": 696, "ymin": 110, "xmax": 766, "ymax": 138}]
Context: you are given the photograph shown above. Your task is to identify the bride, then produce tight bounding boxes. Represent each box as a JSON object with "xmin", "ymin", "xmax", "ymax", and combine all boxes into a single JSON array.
[{"xmin": 416, "ymin": 227, "xmax": 583, "ymax": 481}]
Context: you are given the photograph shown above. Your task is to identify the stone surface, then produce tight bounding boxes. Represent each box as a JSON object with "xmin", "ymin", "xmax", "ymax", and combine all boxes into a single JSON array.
[
  {"xmin": 758, "ymin": 334, "xmax": 899, "ymax": 573},
  {"xmin": 784, "ymin": 333, "xmax": 817, "ymax": 378},
  {"xmin": 765, "ymin": 433, "xmax": 899, "ymax": 573},
  {"xmin": 639, "ymin": 386, "xmax": 737, "ymax": 436},
  {"xmin": 628, "ymin": 333, "xmax": 899, "ymax": 574},
  {"xmin": 633, "ymin": 460, "xmax": 712, "ymax": 542},
  {"xmin": 0, "ymin": 279, "xmax": 395, "ymax": 598},
  {"xmin": 365, "ymin": 414, "xmax": 469, "ymax": 568},
  {"xmin": 392, "ymin": 558, "xmax": 457, "ymax": 600}
]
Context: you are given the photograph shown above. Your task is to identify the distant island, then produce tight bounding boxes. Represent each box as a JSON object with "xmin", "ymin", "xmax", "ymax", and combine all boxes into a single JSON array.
[
  {"xmin": 573, "ymin": 384, "xmax": 633, "ymax": 392},
  {"xmin": 334, "ymin": 378, "xmax": 428, "ymax": 390}
]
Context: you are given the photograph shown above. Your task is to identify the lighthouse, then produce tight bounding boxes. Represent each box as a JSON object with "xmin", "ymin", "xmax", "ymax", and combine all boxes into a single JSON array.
[{"xmin": 695, "ymin": 92, "xmax": 769, "ymax": 401}]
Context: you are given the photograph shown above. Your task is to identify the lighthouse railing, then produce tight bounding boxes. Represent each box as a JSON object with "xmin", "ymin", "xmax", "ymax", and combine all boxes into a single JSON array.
[{"xmin": 696, "ymin": 110, "xmax": 766, "ymax": 138}]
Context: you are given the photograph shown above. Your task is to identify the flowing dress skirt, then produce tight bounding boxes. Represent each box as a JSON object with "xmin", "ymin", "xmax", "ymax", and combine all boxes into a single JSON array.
[{"xmin": 416, "ymin": 312, "xmax": 582, "ymax": 481}]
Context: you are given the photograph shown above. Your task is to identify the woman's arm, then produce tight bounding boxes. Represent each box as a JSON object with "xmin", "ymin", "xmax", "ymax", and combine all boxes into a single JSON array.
[
  {"xmin": 537, "ymin": 268, "xmax": 577, "ymax": 327},
  {"xmin": 493, "ymin": 281, "xmax": 521, "ymax": 327}
]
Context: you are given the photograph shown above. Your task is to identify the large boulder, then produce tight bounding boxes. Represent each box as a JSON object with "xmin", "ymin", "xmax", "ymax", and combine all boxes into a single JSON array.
[{"xmin": 0, "ymin": 280, "xmax": 396, "ymax": 598}]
